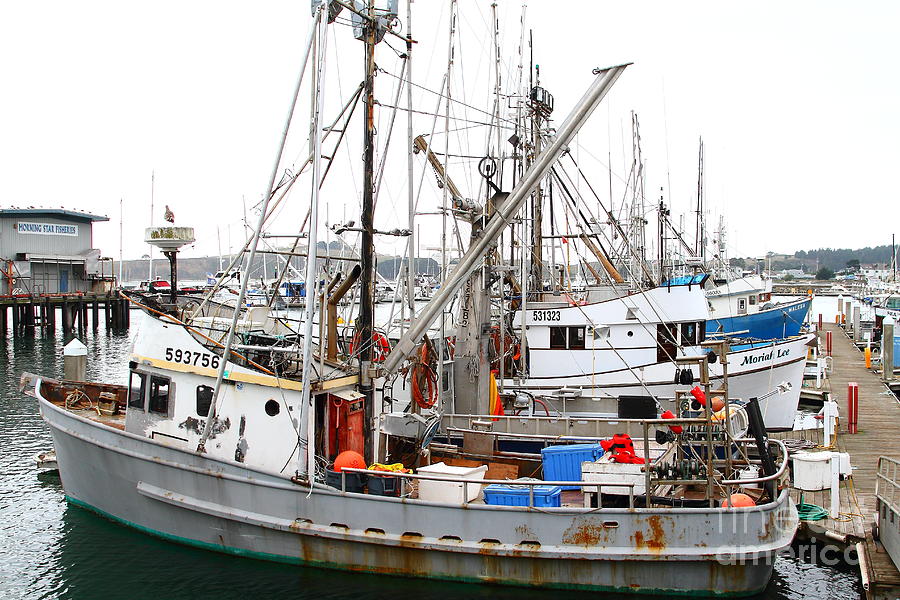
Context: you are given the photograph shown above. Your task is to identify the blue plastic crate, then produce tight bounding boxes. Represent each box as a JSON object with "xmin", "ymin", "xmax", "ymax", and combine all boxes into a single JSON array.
[
  {"xmin": 483, "ymin": 483, "xmax": 562, "ymax": 507},
  {"xmin": 540, "ymin": 443, "xmax": 604, "ymax": 490}
]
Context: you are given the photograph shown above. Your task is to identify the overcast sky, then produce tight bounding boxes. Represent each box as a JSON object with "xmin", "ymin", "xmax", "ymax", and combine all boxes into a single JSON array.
[{"xmin": 1, "ymin": 1, "xmax": 897, "ymax": 268}]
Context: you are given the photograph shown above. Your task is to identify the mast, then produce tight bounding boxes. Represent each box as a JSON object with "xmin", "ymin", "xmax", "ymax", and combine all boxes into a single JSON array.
[
  {"xmin": 405, "ymin": 0, "xmax": 415, "ymax": 322},
  {"xmin": 149, "ymin": 170, "xmax": 154, "ymax": 281},
  {"xmin": 383, "ymin": 64, "xmax": 629, "ymax": 374},
  {"xmin": 118, "ymin": 197, "xmax": 123, "ymax": 283},
  {"xmin": 358, "ymin": 0, "xmax": 378, "ymax": 463},
  {"xmin": 695, "ymin": 137, "xmax": 705, "ymax": 263},
  {"xmin": 301, "ymin": 4, "xmax": 329, "ymax": 482},
  {"xmin": 529, "ymin": 32, "xmax": 543, "ymax": 297}
]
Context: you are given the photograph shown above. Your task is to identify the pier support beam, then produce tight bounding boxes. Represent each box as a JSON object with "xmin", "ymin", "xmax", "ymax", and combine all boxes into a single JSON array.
[
  {"xmin": 853, "ymin": 305, "xmax": 862, "ymax": 342},
  {"xmin": 61, "ymin": 301, "xmax": 71, "ymax": 333},
  {"xmin": 92, "ymin": 301, "xmax": 99, "ymax": 330},
  {"xmin": 12, "ymin": 304, "xmax": 20, "ymax": 335}
]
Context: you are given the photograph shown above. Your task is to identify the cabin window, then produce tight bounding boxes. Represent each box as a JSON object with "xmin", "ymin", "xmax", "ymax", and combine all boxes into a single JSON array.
[
  {"xmin": 569, "ymin": 327, "xmax": 586, "ymax": 349},
  {"xmin": 148, "ymin": 375, "xmax": 171, "ymax": 415},
  {"xmin": 196, "ymin": 385, "xmax": 213, "ymax": 417},
  {"xmin": 656, "ymin": 323, "xmax": 678, "ymax": 363},
  {"xmin": 681, "ymin": 322, "xmax": 698, "ymax": 346},
  {"xmin": 738, "ymin": 298, "xmax": 747, "ymax": 315},
  {"xmin": 128, "ymin": 371, "xmax": 146, "ymax": 410},
  {"xmin": 550, "ymin": 326, "xmax": 585, "ymax": 349},
  {"xmin": 549, "ymin": 327, "xmax": 568, "ymax": 349},
  {"xmin": 749, "ymin": 295, "xmax": 757, "ymax": 306}
]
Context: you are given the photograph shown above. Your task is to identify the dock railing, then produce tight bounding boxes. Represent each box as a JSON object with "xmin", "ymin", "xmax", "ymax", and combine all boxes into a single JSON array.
[{"xmin": 877, "ymin": 456, "xmax": 900, "ymax": 516}]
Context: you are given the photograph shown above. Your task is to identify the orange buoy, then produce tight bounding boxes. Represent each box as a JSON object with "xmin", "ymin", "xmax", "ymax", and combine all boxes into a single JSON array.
[
  {"xmin": 722, "ymin": 493, "xmax": 756, "ymax": 508},
  {"xmin": 333, "ymin": 450, "xmax": 366, "ymax": 472},
  {"xmin": 710, "ymin": 396, "xmax": 725, "ymax": 412}
]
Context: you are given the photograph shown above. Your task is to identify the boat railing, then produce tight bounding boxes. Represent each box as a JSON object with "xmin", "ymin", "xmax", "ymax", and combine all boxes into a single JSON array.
[
  {"xmin": 335, "ymin": 437, "xmax": 789, "ymax": 509},
  {"xmin": 876, "ymin": 456, "xmax": 900, "ymax": 516},
  {"xmin": 336, "ymin": 467, "xmax": 639, "ymax": 508}
]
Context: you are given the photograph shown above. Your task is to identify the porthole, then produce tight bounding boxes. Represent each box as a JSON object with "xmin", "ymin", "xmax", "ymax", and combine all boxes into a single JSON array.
[
  {"xmin": 627, "ymin": 331, "xmax": 634, "ymax": 337},
  {"xmin": 265, "ymin": 399, "xmax": 280, "ymax": 416}
]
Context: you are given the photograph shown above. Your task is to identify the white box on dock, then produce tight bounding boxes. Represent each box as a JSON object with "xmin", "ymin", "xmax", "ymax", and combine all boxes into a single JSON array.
[
  {"xmin": 416, "ymin": 462, "xmax": 487, "ymax": 504},
  {"xmin": 791, "ymin": 451, "xmax": 851, "ymax": 491}
]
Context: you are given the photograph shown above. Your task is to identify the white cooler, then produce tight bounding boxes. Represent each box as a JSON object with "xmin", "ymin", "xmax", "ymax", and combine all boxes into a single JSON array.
[{"xmin": 417, "ymin": 462, "xmax": 488, "ymax": 503}]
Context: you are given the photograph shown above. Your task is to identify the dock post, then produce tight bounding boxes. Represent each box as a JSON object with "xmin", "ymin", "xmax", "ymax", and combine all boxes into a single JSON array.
[
  {"xmin": 104, "ymin": 298, "xmax": 111, "ymax": 328},
  {"xmin": 81, "ymin": 302, "xmax": 88, "ymax": 330},
  {"xmin": 853, "ymin": 305, "xmax": 861, "ymax": 342},
  {"xmin": 847, "ymin": 382, "xmax": 859, "ymax": 434},
  {"xmin": 0, "ymin": 305, "xmax": 5, "ymax": 335},
  {"xmin": 12, "ymin": 303, "xmax": 20, "ymax": 336},
  {"xmin": 92, "ymin": 301, "xmax": 99, "ymax": 330},
  {"xmin": 844, "ymin": 302, "xmax": 852, "ymax": 329},
  {"xmin": 837, "ymin": 295, "xmax": 844, "ymax": 318},
  {"xmin": 884, "ymin": 317, "xmax": 895, "ymax": 382},
  {"xmin": 829, "ymin": 453, "xmax": 840, "ymax": 517},
  {"xmin": 47, "ymin": 301, "xmax": 56, "ymax": 330},
  {"xmin": 818, "ymin": 313, "xmax": 823, "ymax": 331},
  {"xmin": 63, "ymin": 338, "xmax": 87, "ymax": 381},
  {"xmin": 61, "ymin": 301, "xmax": 71, "ymax": 333},
  {"xmin": 114, "ymin": 299, "xmax": 122, "ymax": 329}
]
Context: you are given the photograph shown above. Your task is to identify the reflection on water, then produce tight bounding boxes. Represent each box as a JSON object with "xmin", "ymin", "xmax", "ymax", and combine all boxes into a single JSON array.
[{"xmin": 0, "ymin": 318, "xmax": 861, "ymax": 599}]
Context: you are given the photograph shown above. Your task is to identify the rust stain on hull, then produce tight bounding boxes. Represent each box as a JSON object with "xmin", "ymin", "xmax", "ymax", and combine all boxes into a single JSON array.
[
  {"xmin": 562, "ymin": 519, "xmax": 612, "ymax": 546},
  {"xmin": 633, "ymin": 514, "xmax": 666, "ymax": 552}
]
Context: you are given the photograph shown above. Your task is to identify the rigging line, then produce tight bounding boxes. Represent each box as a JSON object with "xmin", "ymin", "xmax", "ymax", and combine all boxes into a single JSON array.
[
  {"xmin": 266, "ymin": 86, "xmax": 364, "ymax": 308},
  {"xmin": 197, "ymin": 11, "xmax": 322, "ymax": 453},
  {"xmin": 573, "ymin": 141, "xmax": 630, "ymax": 187},
  {"xmin": 564, "ymin": 152, "xmax": 655, "ymax": 285},
  {"xmin": 373, "ymin": 55, "xmax": 409, "ymax": 211},
  {"xmin": 195, "ymin": 84, "xmax": 363, "ymax": 318},
  {"xmin": 378, "ymin": 67, "xmax": 518, "ymax": 127},
  {"xmin": 548, "ymin": 168, "xmax": 690, "ymax": 359},
  {"xmin": 550, "ymin": 166, "xmax": 640, "ymax": 285},
  {"xmin": 375, "ymin": 102, "xmax": 510, "ymax": 131},
  {"xmin": 504, "ymin": 222, "xmax": 668, "ymax": 396}
]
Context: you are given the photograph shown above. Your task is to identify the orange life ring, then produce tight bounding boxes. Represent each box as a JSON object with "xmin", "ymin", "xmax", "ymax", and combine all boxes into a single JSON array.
[{"xmin": 348, "ymin": 331, "xmax": 391, "ymax": 362}]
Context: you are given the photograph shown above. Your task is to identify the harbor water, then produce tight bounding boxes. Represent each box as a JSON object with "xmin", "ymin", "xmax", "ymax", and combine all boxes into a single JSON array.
[{"xmin": 1, "ymin": 308, "xmax": 862, "ymax": 599}]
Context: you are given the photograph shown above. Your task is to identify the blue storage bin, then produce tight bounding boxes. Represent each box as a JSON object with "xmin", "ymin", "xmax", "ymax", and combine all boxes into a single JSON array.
[
  {"xmin": 483, "ymin": 483, "xmax": 562, "ymax": 508},
  {"xmin": 540, "ymin": 443, "xmax": 604, "ymax": 490}
]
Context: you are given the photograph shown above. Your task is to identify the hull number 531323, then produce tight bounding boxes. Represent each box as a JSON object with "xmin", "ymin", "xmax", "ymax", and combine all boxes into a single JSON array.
[{"xmin": 531, "ymin": 310, "xmax": 561, "ymax": 322}]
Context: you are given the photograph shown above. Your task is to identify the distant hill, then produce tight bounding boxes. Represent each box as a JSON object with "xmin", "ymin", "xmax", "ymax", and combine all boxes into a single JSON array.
[
  {"xmin": 732, "ymin": 244, "xmax": 897, "ymax": 274},
  {"xmin": 115, "ymin": 243, "xmax": 439, "ymax": 283}
]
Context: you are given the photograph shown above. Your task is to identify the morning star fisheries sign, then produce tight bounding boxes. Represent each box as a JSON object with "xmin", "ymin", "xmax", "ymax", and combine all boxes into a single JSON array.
[{"xmin": 16, "ymin": 222, "xmax": 79, "ymax": 236}]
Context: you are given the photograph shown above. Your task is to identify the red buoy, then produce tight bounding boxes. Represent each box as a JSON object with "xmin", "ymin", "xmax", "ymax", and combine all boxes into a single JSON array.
[
  {"xmin": 333, "ymin": 450, "xmax": 366, "ymax": 472},
  {"xmin": 722, "ymin": 493, "xmax": 756, "ymax": 508}
]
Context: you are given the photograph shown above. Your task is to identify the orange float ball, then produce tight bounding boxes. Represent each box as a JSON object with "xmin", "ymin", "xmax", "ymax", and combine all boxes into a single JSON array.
[
  {"xmin": 710, "ymin": 396, "xmax": 726, "ymax": 412},
  {"xmin": 333, "ymin": 450, "xmax": 366, "ymax": 472},
  {"xmin": 722, "ymin": 493, "xmax": 756, "ymax": 508}
]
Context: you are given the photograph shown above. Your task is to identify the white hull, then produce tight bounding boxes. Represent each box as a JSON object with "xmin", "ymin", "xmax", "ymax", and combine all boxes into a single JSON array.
[{"xmin": 507, "ymin": 335, "xmax": 812, "ymax": 430}]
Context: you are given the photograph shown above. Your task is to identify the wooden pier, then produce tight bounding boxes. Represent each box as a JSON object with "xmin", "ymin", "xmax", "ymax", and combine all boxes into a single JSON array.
[
  {"xmin": 0, "ymin": 291, "xmax": 130, "ymax": 336},
  {"xmin": 773, "ymin": 321, "xmax": 900, "ymax": 599}
]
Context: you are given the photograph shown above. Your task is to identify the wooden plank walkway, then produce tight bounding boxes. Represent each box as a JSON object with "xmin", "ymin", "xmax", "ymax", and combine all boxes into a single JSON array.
[{"xmin": 772, "ymin": 321, "xmax": 900, "ymax": 598}]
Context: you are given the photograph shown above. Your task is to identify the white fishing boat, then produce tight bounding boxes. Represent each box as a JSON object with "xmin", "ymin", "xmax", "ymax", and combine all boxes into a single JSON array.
[
  {"xmin": 23, "ymin": 2, "xmax": 798, "ymax": 595},
  {"xmin": 500, "ymin": 277, "xmax": 812, "ymax": 430}
]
